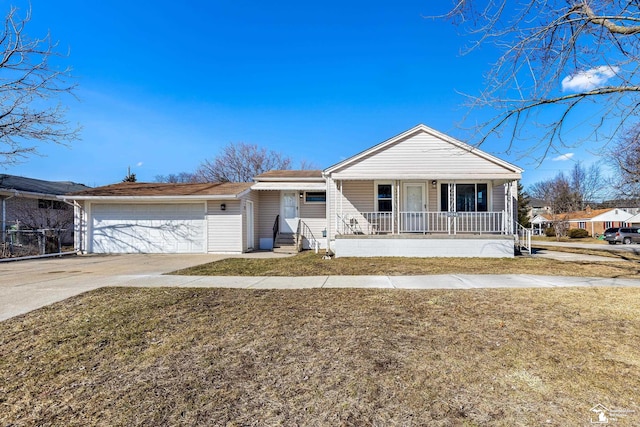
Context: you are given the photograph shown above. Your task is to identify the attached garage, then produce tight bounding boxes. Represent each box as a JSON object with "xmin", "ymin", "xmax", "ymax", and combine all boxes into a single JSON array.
[
  {"xmin": 65, "ymin": 182, "xmax": 254, "ymax": 254},
  {"xmin": 90, "ymin": 203, "xmax": 206, "ymax": 253}
]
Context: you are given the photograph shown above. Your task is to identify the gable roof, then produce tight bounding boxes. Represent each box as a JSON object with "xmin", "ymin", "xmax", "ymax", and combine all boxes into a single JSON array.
[
  {"xmin": 0, "ymin": 174, "xmax": 90, "ymax": 196},
  {"xmin": 324, "ymin": 124, "xmax": 523, "ymax": 180},
  {"xmin": 562, "ymin": 207, "xmax": 633, "ymax": 222},
  {"xmin": 65, "ymin": 182, "xmax": 253, "ymax": 200},
  {"xmin": 563, "ymin": 208, "xmax": 614, "ymax": 221}
]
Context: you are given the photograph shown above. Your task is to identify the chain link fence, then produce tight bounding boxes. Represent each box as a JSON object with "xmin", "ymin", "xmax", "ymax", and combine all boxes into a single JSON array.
[{"xmin": 1, "ymin": 228, "xmax": 71, "ymax": 259}]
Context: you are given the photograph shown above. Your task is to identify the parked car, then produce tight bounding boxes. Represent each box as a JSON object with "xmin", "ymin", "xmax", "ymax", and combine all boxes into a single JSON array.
[{"xmin": 603, "ymin": 227, "xmax": 640, "ymax": 244}]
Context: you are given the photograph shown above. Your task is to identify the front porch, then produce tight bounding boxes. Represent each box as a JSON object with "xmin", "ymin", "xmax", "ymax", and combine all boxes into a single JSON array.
[{"xmin": 336, "ymin": 211, "xmax": 507, "ymax": 235}]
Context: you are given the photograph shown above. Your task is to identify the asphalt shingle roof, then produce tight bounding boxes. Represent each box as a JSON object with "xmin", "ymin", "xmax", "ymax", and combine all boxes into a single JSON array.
[
  {"xmin": 66, "ymin": 181, "xmax": 253, "ymax": 197},
  {"xmin": 0, "ymin": 174, "xmax": 90, "ymax": 195}
]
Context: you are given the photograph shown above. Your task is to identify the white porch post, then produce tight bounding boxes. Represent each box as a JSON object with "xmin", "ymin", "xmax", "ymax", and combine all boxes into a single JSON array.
[
  {"xmin": 507, "ymin": 181, "xmax": 516, "ymax": 235},
  {"xmin": 394, "ymin": 180, "xmax": 400, "ymax": 234},
  {"xmin": 448, "ymin": 182, "xmax": 455, "ymax": 235}
]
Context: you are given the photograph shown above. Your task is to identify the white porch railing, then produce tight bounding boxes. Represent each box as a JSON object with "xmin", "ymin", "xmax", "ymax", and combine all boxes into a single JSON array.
[
  {"xmin": 515, "ymin": 222, "xmax": 532, "ymax": 255},
  {"xmin": 337, "ymin": 211, "xmax": 506, "ymax": 235}
]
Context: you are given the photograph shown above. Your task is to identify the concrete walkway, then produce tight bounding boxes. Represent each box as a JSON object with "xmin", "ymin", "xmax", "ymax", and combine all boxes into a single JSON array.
[
  {"xmin": 534, "ymin": 240, "xmax": 640, "ymax": 254},
  {"xmin": 2, "ymin": 253, "xmax": 640, "ymax": 322}
]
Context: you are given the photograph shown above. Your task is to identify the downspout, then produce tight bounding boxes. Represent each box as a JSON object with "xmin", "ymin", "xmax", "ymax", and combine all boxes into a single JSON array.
[{"xmin": 323, "ymin": 173, "xmax": 331, "ymax": 257}]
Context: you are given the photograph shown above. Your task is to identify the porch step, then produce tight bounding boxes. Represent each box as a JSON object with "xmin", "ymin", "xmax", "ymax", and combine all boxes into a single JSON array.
[
  {"xmin": 275, "ymin": 233, "xmax": 295, "ymax": 246},
  {"xmin": 273, "ymin": 244, "xmax": 298, "ymax": 254},
  {"xmin": 274, "ymin": 233, "xmax": 299, "ymax": 254}
]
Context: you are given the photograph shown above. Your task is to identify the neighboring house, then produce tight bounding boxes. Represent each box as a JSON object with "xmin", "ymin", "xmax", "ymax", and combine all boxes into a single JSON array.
[
  {"xmin": 530, "ymin": 214, "xmax": 551, "ymax": 235},
  {"xmin": 564, "ymin": 206, "xmax": 633, "ymax": 236},
  {"xmin": 1, "ymin": 174, "xmax": 90, "ymax": 244},
  {"xmin": 64, "ymin": 124, "xmax": 523, "ymax": 257},
  {"xmin": 528, "ymin": 198, "xmax": 552, "ymax": 220}
]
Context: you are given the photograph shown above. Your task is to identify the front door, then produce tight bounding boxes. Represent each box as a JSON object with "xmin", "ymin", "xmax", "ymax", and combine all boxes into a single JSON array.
[
  {"xmin": 403, "ymin": 183, "xmax": 426, "ymax": 232},
  {"xmin": 281, "ymin": 191, "xmax": 299, "ymax": 233}
]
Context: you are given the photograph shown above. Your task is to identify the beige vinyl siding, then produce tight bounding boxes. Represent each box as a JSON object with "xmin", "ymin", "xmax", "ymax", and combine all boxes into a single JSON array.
[
  {"xmin": 339, "ymin": 181, "xmax": 375, "ymax": 216},
  {"xmin": 299, "ymin": 198, "xmax": 326, "ymax": 247},
  {"xmin": 207, "ymin": 200, "xmax": 243, "ymax": 253},
  {"xmin": 257, "ymin": 191, "xmax": 280, "ymax": 239},
  {"xmin": 427, "ymin": 184, "xmax": 438, "ymax": 212},
  {"xmin": 492, "ymin": 183, "xmax": 506, "ymax": 212},
  {"xmin": 330, "ymin": 132, "xmax": 520, "ymax": 180}
]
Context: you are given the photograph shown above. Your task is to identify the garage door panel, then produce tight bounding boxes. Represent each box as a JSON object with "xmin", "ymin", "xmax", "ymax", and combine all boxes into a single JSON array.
[{"xmin": 91, "ymin": 204, "xmax": 205, "ymax": 253}]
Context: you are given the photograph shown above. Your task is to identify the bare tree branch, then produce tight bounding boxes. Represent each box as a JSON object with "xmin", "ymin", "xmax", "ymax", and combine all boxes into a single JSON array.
[
  {"xmin": 0, "ymin": 6, "xmax": 79, "ymax": 165},
  {"xmin": 195, "ymin": 142, "xmax": 293, "ymax": 183},
  {"xmin": 442, "ymin": 1, "xmax": 640, "ymax": 158}
]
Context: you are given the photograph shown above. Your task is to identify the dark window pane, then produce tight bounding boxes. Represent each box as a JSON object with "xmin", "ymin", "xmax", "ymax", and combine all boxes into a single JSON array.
[
  {"xmin": 477, "ymin": 184, "xmax": 488, "ymax": 212},
  {"xmin": 456, "ymin": 184, "xmax": 475, "ymax": 212},
  {"xmin": 305, "ymin": 192, "xmax": 326, "ymax": 203},
  {"xmin": 378, "ymin": 200, "xmax": 392, "ymax": 212},
  {"xmin": 377, "ymin": 184, "xmax": 392, "ymax": 199},
  {"xmin": 440, "ymin": 184, "xmax": 448, "ymax": 211}
]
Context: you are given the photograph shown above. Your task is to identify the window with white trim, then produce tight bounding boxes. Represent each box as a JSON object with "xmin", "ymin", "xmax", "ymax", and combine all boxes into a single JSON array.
[
  {"xmin": 578, "ymin": 221, "xmax": 586, "ymax": 229},
  {"xmin": 440, "ymin": 183, "xmax": 489, "ymax": 212},
  {"xmin": 375, "ymin": 183, "xmax": 393, "ymax": 212},
  {"xmin": 304, "ymin": 191, "xmax": 326, "ymax": 203}
]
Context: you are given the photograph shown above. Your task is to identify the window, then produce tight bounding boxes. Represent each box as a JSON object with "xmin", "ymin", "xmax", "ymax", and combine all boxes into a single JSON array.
[
  {"xmin": 376, "ymin": 183, "xmax": 393, "ymax": 212},
  {"xmin": 304, "ymin": 191, "xmax": 326, "ymax": 203},
  {"xmin": 38, "ymin": 199, "xmax": 65, "ymax": 210},
  {"xmin": 578, "ymin": 221, "xmax": 586, "ymax": 229},
  {"xmin": 604, "ymin": 221, "xmax": 612, "ymax": 229},
  {"xmin": 440, "ymin": 183, "xmax": 489, "ymax": 212}
]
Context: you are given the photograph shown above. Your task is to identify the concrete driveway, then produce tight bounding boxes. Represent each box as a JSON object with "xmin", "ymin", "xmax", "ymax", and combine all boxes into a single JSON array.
[{"xmin": 0, "ymin": 253, "xmax": 281, "ymax": 321}]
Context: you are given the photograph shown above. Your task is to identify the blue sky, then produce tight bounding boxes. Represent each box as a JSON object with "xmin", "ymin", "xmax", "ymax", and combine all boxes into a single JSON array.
[{"xmin": 3, "ymin": 0, "xmax": 606, "ymax": 188}]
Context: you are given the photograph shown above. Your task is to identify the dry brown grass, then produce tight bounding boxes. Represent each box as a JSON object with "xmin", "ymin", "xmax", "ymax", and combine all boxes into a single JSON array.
[
  {"xmin": 1, "ymin": 287, "xmax": 640, "ymax": 426},
  {"xmin": 171, "ymin": 251, "xmax": 640, "ymax": 278}
]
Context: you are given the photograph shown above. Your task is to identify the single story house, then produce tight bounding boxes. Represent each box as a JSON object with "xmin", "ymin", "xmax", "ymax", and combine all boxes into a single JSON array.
[
  {"xmin": 64, "ymin": 124, "xmax": 523, "ymax": 257},
  {"xmin": 1, "ymin": 174, "xmax": 91, "ymax": 244},
  {"xmin": 565, "ymin": 207, "xmax": 633, "ymax": 236},
  {"xmin": 530, "ymin": 214, "xmax": 550, "ymax": 235}
]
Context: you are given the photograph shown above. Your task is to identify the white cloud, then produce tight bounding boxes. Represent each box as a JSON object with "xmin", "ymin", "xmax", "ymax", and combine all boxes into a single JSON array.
[
  {"xmin": 137, "ymin": 161, "xmax": 143, "ymax": 167},
  {"xmin": 561, "ymin": 66, "xmax": 619, "ymax": 92},
  {"xmin": 552, "ymin": 153, "xmax": 574, "ymax": 161}
]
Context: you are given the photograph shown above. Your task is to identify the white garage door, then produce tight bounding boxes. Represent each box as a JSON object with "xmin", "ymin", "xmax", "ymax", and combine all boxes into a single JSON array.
[{"xmin": 91, "ymin": 203, "xmax": 206, "ymax": 253}]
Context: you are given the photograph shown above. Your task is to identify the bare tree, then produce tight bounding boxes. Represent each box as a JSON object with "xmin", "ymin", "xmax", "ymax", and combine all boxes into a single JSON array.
[
  {"xmin": 608, "ymin": 123, "xmax": 640, "ymax": 201},
  {"xmin": 0, "ymin": 6, "xmax": 78, "ymax": 165},
  {"xmin": 154, "ymin": 172, "xmax": 201, "ymax": 183},
  {"xmin": 195, "ymin": 142, "xmax": 292, "ymax": 183},
  {"xmin": 443, "ymin": 1, "xmax": 640, "ymax": 158},
  {"xmin": 529, "ymin": 162, "xmax": 605, "ymax": 237},
  {"xmin": 569, "ymin": 162, "xmax": 607, "ymax": 208}
]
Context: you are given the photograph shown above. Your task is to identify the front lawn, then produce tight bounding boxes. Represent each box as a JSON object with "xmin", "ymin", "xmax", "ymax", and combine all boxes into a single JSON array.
[
  {"xmin": 170, "ymin": 251, "xmax": 640, "ymax": 278},
  {"xmin": 1, "ymin": 287, "xmax": 639, "ymax": 426}
]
